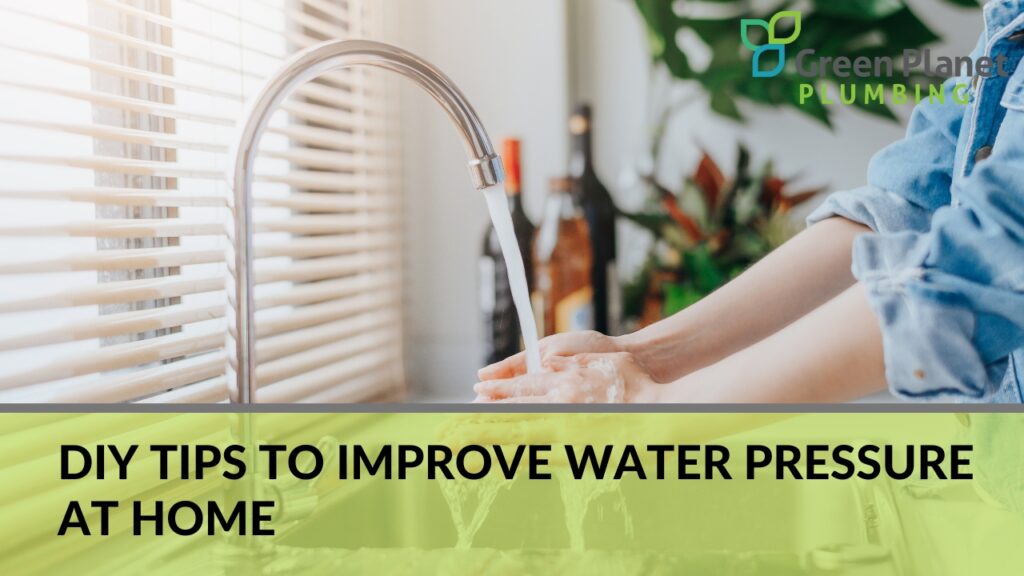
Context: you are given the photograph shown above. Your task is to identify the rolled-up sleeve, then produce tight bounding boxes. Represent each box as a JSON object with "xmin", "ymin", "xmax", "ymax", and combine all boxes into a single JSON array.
[
  {"xmin": 848, "ymin": 104, "xmax": 1024, "ymax": 400},
  {"xmin": 808, "ymin": 78, "xmax": 967, "ymax": 234}
]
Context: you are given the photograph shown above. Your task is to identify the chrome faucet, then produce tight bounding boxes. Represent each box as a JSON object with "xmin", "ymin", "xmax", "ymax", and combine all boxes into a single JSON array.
[{"xmin": 228, "ymin": 40, "xmax": 505, "ymax": 403}]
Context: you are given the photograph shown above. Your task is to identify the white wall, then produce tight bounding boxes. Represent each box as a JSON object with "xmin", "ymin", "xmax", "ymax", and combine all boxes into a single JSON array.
[{"xmin": 382, "ymin": 0, "xmax": 570, "ymax": 400}]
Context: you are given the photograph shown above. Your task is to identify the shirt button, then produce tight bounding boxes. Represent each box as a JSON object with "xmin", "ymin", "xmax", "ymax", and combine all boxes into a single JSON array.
[
  {"xmin": 975, "ymin": 146, "xmax": 993, "ymax": 162},
  {"xmin": 956, "ymin": 413, "xmax": 971, "ymax": 427}
]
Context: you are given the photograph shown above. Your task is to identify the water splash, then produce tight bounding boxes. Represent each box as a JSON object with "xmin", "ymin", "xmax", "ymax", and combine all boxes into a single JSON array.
[
  {"xmin": 439, "ymin": 474, "xmax": 512, "ymax": 549},
  {"xmin": 482, "ymin": 185, "xmax": 541, "ymax": 374},
  {"xmin": 557, "ymin": 470, "xmax": 633, "ymax": 552}
]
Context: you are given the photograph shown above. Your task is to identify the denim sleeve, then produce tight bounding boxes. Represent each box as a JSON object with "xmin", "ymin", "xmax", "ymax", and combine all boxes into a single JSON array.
[
  {"xmin": 807, "ymin": 77, "xmax": 966, "ymax": 234},
  {"xmin": 852, "ymin": 103, "xmax": 1024, "ymax": 401}
]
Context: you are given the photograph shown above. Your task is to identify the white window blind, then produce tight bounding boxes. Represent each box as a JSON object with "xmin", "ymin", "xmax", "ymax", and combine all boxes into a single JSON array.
[{"xmin": 0, "ymin": 0, "xmax": 405, "ymax": 403}]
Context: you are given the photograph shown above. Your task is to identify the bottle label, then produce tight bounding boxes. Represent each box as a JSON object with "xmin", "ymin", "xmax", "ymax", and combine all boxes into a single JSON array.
[
  {"xmin": 478, "ymin": 257, "xmax": 495, "ymax": 313},
  {"xmin": 555, "ymin": 287, "xmax": 594, "ymax": 334},
  {"xmin": 607, "ymin": 260, "xmax": 621, "ymax": 335}
]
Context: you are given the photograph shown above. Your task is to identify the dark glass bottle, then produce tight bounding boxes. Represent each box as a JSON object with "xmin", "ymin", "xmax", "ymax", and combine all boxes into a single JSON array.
[
  {"xmin": 480, "ymin": 138, "xmax": 535, "ymax": 364},
  {"xmin": 533, "ymin": 177, "xmax": 594, "ymax": 337},
  {"xmin": 568, "ymin": 104, "xmax": 620, "ymax": 335}
]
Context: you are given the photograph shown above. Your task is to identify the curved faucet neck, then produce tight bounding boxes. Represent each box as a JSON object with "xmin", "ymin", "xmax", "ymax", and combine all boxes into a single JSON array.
[{"xmin": 228, "ymin": 39, "xmax": 503, "ymax": 403}]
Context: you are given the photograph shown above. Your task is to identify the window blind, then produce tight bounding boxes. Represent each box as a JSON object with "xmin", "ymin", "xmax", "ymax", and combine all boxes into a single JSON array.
[{"xmin": 0, "ymin": 0, "xmax": 405, "ymax": 403}]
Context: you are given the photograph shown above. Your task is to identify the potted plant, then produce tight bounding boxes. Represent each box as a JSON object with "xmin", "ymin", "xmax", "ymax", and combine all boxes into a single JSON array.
[
  {"xmin": 622, "ymin": 146, "xmax": 821, "ymax": 325},
  {"xmin": 620, "ymin": 0, "xmax": 979, "ymax": 327}
]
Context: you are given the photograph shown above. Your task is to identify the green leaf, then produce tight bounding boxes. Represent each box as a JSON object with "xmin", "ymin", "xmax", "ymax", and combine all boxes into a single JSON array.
[
  {"xmin": 634, "ymin": 0, "xmax": 693, "ymax": 78},
  {"xmin": 813, "ymin": 0, "xmax": 904, "ymax": 20},
  {"xmin": 663, "ymin": 283, "xmax": 705, "ymax": 316},
  {"xmin": 784, "ymin": 80, "xmax": 834, "ymax": 127},
  {"xmin": 709, "ymin": 90, "xmax": 743, "ymax": 121},
  {"xmin": 683, "ymin": 246, "xmax": 725, "ymax": 294}
]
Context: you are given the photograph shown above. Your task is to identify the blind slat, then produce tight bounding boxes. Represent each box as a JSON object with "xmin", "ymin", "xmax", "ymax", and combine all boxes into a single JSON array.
[
  {"xmin": 257, "ymin": 253, "xmax": 395, "ymax": 284},
  {"xmin": 257, "ymin": 234, "xmax": 398, "ymax": 258},
  {"xmin": 255, "ymin": 293, "xmax": 397, "ymax": 339},
  {"xmin": 296, "ymin": 0, "xmax": 351, "ymax": 24},
  {"xmin": 258, "ymin": 330, "xmax": 391, "ymax": 387},
  {"xmin": 262, "ymin": 148, "xmax": 387, "ymax": 172},
  {"xmin": 0, "ymin": 154, "xmax": 224, "ymax": 179},
  {"xmin": 0, "ymin": 154, "xmax": 386, "ymax": 184},
  {"xmin": 261, "ymin": 171, "xmax": 388, "ymax": 192},
  {"xmin": 92, "ymin": 0, "xmax": 285, "ymax": 61},
  {"xmin": 0, "ymin": 294, "xmax": 398, "ymax": 390},
  {"xmin": 139, "ymin": 377, "xmax": 227, "ymax": 403},
  {"xmin": 0, "ymin": 330, "xmax": 224, "ymax": 389},
  {"xmin": 0, "ymin": 303, "xmax": 224, "ymax": 352},
  {"xmin": 0, "ymin": 276, "xmax": 225, "ymax": 313},
  {"xmin": 301, "ymin": 371, "xmax": 394, "ymax": 403},
  {"xmin": 259, "ymin": 350, "xmax": 394, "ymax": 403},
  {"xmin": 0, "ymin": 41, "xmax": 247, "ymax": 102},
  {"xmin": 0, "ymin": 187, "xmax": 225, "ymax": 207},
  {"xmin": 0, "ymin": 117, "xmax": 227, "ymax": 152},
  {"xmin": 0, "ymin": 258, "xmax": 396, "ymax": 314},
  {"xmin": 257, "ymin": 311, "xmax": 393, "ymax": 363},
  {"xmin": 0, "ymin": 188, "xmax": 393, "ymax": 210},
  {"xmin": 256, "ymin": 274, "xmax": 394, "ymax": 309},
  {"xmin": 0, "ymin": 353, "xmax": 223, "ymax": 403},
  {"xmin": 0, "ymin": 246, "xmax": 223, "ymax": 274},
  {"xmin": 0, "ymin": 235, "xmax": 398, "ymax": 274},
  {"xmin": 0, "ymin": 79, "xmax": 235, "ymax": 126},
  {"xmin": 0, "ymin": 218, "xmax": 224, "ymax": 238},
  {"xmin": 0, "ymin": 0, "xmax": 402, "ymax": 403},
  {"xmin": 267, "ymin": 124, "xmax": 387, "ymax": 152},
  {"xmin": 1, "ymin": 0, "xmax": 379, "ymax": 107}
]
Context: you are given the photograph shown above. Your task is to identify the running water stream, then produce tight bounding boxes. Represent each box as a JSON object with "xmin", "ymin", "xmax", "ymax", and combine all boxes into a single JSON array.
[
  {"xmin": 439, "ymin": 186, "xmax": 623, "ymax": 550},
  {"xmin": 482, "ymin": 185, "xmax": 541, "ymax": 374}
]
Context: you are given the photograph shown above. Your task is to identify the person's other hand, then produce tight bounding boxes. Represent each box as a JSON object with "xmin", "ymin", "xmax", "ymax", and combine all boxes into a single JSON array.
[
  {"xmin": 477, "ymin": 331, "xmax": 626, "ymax": 381},
  {"xmin": 474, "ymin": 352, "xmax": 660, "ymax": 404}
]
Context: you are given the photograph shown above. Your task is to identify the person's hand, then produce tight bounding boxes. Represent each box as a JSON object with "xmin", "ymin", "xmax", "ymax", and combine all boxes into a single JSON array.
[
  {"xmin": 477, "ymin": 331, "xmax": 628, "ymax": 381},
  {"xmin": 474, "ymin": 352, "xmax": 661, "ymax": 404}
]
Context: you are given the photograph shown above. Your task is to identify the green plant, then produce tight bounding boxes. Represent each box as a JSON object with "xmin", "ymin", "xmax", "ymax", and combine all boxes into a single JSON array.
[
  {"xmin": 622, "ymin": 146, "xmax": 821, "ymax": 322},
  {"xmin": 634, "ymin": 0, "xmax": 980, "ymax": 126}
]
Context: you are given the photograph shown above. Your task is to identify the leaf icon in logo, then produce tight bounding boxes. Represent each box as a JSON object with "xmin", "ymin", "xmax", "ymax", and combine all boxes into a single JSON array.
[
  {"xmin": 740, "ymin": 19, "xmax": 770, "ymax": 50},
  {"xmin": 752, "ymin": 44, "xmax": 786, "ymax": 78},
  {"xmin": 768, "ymin": 11, "xmax": 801, "ymax": 45}
]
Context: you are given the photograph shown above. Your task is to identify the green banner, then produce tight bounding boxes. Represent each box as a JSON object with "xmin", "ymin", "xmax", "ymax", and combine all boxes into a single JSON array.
[{"xmin": 1, "ymin": 413, "xmax": 1021, "ymax": 575}]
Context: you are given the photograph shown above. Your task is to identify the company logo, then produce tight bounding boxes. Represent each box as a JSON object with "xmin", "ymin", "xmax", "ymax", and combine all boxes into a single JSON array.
[
  {"xmin": 741, "ymin": 11, "xmax": 1010, "ymax": 108},
  {"xmin": 741, "ymin": 11, "xmax": 801, "ymax": 78}
]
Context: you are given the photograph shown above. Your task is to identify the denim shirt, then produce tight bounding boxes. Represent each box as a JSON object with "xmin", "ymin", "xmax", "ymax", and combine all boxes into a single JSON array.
[{"xmin": 808, "ymin": 0, "xmax": 1024, "ymax": 403}]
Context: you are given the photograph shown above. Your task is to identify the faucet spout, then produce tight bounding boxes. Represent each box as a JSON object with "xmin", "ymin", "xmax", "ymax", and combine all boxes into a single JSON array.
[{"xmin": 228, "ymin": 39, "xmax": 503, "ymax": 403}]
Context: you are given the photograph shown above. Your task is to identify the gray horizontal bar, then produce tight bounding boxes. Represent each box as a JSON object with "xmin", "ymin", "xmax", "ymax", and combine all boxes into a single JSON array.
[{"xmin": 0, "ymin": 403, "xmax": 1020, "ymax": 413}]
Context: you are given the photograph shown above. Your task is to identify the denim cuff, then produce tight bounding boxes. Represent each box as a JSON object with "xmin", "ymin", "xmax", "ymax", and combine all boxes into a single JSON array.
[
  {"xmin": 807, "ymin": 186, "xmax": 934, "ymax": 235},
  {"xmin": 852, "ymin": 233, "xmax": 1005, "ymax": 401}
]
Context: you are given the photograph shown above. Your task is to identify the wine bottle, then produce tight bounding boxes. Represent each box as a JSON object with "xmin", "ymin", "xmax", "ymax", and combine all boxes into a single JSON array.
[
  {"xmin": 480, "ymin": 138, "xmax": 535, "ymax": 365},
  {"xmin": 568, "ymin": 104, "xmax": 620, "ymax": 335},
  {"xmin": 532, "ymin": 177, "xmax": 594, "ymax": 337}
]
